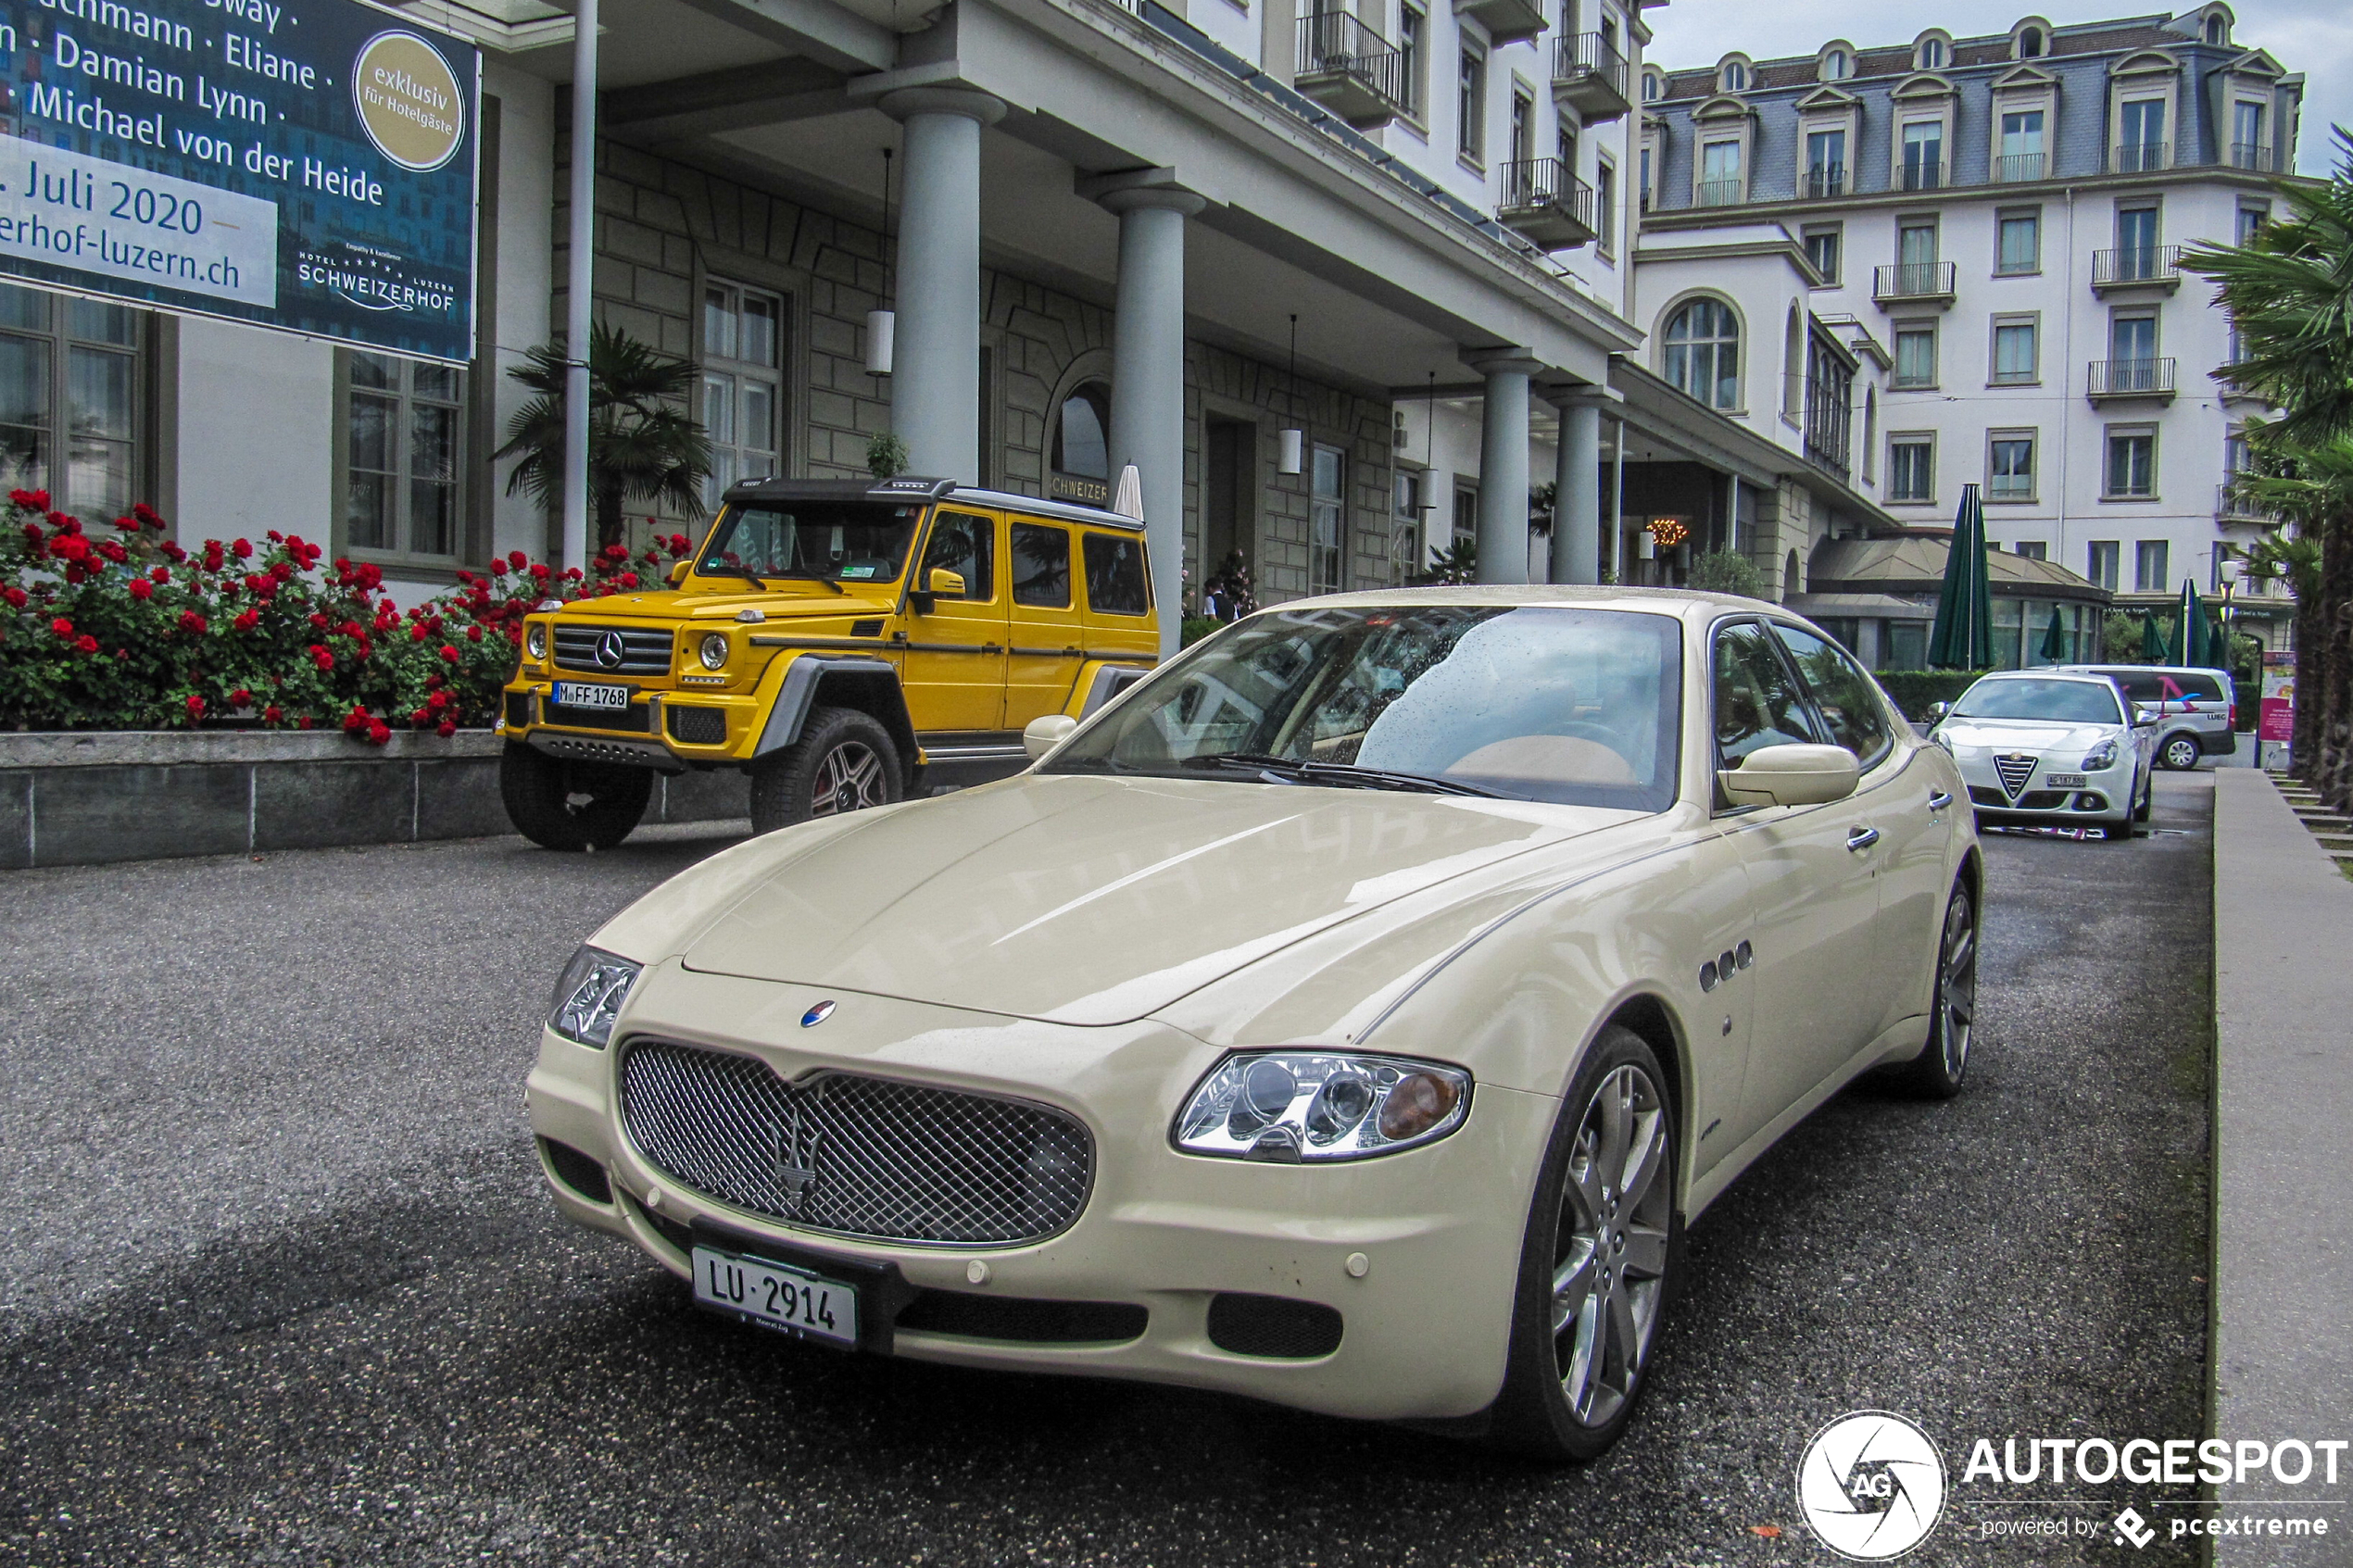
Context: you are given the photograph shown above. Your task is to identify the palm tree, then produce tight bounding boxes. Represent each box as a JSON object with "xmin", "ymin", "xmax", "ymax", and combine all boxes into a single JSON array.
[
  {"xmin": 2232, "ymin": 430, "xmax": 2347, "ymax": 774},
  {"xmin": 2184, "ymin": 128, "xmax": 2353, "ymax": 809},
  {"xmin": 495, "ymin": 321, "xmax": 712, "ymax": 550}
]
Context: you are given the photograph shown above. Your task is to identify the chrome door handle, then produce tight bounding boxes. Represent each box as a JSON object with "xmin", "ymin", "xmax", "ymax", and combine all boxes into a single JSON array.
[
  {"xmin": 1846, "ymin": 826, "xmax": 1881, "ymax": 852},
  {"xmin": 1927, "ymin": 790, "xmax": 1954, "ymax": 811}
]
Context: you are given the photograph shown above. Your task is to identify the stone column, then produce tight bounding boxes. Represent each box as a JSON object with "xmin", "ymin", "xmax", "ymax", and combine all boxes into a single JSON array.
[
  {"xmin": 1467, "ymin": 350, "xmax": 1541, "ymax": 584},
  {"xmin": 1090, "ymin": 175, "xmax": 1204, "ymax": 661},
  {"xmin": 877, "ymin": 88, "xmax": 1005, "ymax": 483},
  {"xmin": 1547, "ymin": 392, "xmax": 1605, "ymax": 585}
]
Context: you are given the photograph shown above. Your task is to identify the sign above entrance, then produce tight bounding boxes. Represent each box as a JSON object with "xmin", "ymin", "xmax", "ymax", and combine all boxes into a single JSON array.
[{"xmin": 0, "ymin": 0, "xmax": 478, "ymax": 361}]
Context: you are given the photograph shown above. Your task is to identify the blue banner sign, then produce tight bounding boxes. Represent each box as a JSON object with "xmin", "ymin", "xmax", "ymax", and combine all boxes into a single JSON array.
[{"xmin": 0, "ymin": 0, "xmax": 477, "ymax": 360}]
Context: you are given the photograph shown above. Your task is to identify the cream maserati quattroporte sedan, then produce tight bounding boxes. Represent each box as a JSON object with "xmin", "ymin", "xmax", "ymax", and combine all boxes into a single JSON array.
[{"xmin": 526, "ymin": 588, "xmax": 1980, "ymax": 1461}]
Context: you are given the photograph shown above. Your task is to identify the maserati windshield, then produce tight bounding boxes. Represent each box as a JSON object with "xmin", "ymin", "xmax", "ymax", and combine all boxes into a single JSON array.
[
  {"xmin": 1046, "ymin": 604, "xmax": 1682, "ymax": 810},
  {"xmin": 698, "ymin": 502, "xmax": 925, "ymax": 584},
  {"xmin": 1953, "ymin": 678, "xmax": 2125, "ymax": 725}
]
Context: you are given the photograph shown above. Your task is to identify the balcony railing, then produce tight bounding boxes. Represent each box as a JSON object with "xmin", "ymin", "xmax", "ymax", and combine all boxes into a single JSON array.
[
  {"xmin": 1873, "ymin": 260, "xmax": 1957, "ymax": 302},
  {"xmin": 1805, "ymin": 165, "xmax": 1845, "ymax": 198},
  {"xmin": 2217, "ymin": 483, "xmax": 2284, "ymax": 525},
  {"xmin": 1899, "ymin": 157, "xmax": 1944, "ymax": 192},
  {"xmin": 1803, "ymin": 387, "xmax": 1853, "ymax": 479},
  {"xmin": 1495, "ymin": 157, "xmax": 1598, "ymax": 250},
  {"xmin": 2093, "ymin": 244, "xmax": 2183, "ymax": 290},
  {"xmin": 1294, "ymin": 12, "xmax": 1407, "ymax": 129},
  {"xmin": 1995, "ymin": 151, "xmax": 2045, "ymax": 182},
  {"xmin": 2086, "ymin": 358, "xmax": 2177, "ymax": 398},
  {"xmin": 2230, "ymin": 141, "xmax": 2275, "ymax": 171},
  {"xmin": 1552, "ymin": 32, "xmax": 1630, "ymax": 121},
  {"xmin": 1695, "ymin": 177, "xmax": 1747, "ymax": 207},
  {"xmin": 2110, "ymin": 141, "xmax": 2170, "ymax": 173}
]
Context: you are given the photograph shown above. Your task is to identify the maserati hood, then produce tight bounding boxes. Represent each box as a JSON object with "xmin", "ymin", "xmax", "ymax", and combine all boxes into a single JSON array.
[{"xmin": 678, "ymin": 774, "xmax": 1642, "ymax": 1025}]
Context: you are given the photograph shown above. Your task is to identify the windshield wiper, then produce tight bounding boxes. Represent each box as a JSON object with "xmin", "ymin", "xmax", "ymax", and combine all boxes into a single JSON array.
[
  {"xmin": 703, "ymin": 561, "xmax": 776, "ymax": 590},
  {"xmin": 774, "ymin": 566, "xmax": 849, "ymax": 593},
  {"xmin": 1178, "ymin": 751, "xmax": 1503, "ymax": 797}
]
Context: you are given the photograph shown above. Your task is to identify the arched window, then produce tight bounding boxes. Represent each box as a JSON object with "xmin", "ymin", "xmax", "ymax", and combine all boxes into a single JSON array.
[
  {"xmin": 1917, "ymin": 36, "xmax": 1947, "ymax": 69},
  {"xmin": 1720, "ymin": 60, "xmax": 1748, "ymax": 92},
  {"xmin": 1050, "ymin": 381, "xmax": 1112, "ymax": 500},
  {"xmin": 2204, "ymin": 14, "xmax": 2225, "ymax": 44},
  {"xmin": 2017, "ymin": 27, "xmax": 2044, "ymax": 57},
  {"xmin": 1822, "ymin": 48, "xmax": 1849, "ymax": 80},
  {"xmin": 1642, "ymin": 69, "xmax": 1663, "ymax": 102},
  {"xmin": 1663, "ymin": 299, "xmax": 1741, "ymax": 409}
]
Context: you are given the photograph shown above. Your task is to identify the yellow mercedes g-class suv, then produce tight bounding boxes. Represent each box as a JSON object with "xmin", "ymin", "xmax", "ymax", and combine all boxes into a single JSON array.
[{"xmin": 498, "ymin": 475, "xmax": 1159, "ymax": 847}]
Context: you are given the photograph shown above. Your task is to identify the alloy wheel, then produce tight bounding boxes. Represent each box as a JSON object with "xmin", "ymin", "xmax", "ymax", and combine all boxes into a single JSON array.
[
  {"xmin": 1550, "ymin": 1063, "xmax": 1672, "ymax": 1428},
  {"xmin": 1936, "ymin": 893, "xmax": 1977, "ymax": 1077},
  {"xmin": 811, "ymin": 741, "xmax": 887, "ymax": 817}
]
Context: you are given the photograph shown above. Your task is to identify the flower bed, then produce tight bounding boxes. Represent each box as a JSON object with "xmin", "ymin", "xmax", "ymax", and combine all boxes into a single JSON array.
[{"xmin": 0, "ymin": 489, "xmax": 690, "ymax": 741}]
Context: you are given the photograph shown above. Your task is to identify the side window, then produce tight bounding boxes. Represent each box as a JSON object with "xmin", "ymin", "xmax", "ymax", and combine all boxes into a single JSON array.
[
  {"xmin": 1713, "ymin": 621, "xmax": 1820, "ymax": 772},
  {"xmin": 921, "ymin": 512, "xmax": 995, "ymax": 600},
  {"xmin": 1771, "ymin": 623, "xmax": 1893, "ymax": 768},
  {"xmin": 1082, "ymin": 532, "xmax": 1150, "ymax": 616},
  {"xmin": 1011, "ymin": 522, "xmax": 1073, "ymax": 608}
]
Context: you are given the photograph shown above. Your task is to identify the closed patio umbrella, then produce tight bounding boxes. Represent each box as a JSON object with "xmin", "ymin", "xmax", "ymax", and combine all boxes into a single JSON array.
[
  {"xmin": 2037, "ymin": 607, "xmax": 2070, "ymax": 663},
  {"xmin": 2173, "ymin": 580, "xmax": 2208, "ymax": 668},
  {"xmin": 1927, "ymin": 483, "xmax": 1994, "ymax": 669},
  {"xmin": 2140, "ymin": 610, "xmax": 2170, "ymax": 662}
]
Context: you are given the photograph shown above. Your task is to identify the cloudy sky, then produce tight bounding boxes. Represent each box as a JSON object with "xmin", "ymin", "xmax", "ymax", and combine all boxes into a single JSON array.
[{"xmin": 1643, "ymin": 0, "xmax": 2348, "ymax": 177}]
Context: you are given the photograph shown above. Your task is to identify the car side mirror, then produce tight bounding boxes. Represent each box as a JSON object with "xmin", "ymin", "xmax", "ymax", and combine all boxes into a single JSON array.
[
  {"xmin": 1718, "ymin": 744, "xmax": 1862, "ymax": 808},
  {"xmin": 1926, "ymin": 701, "xmax": 1951, "ymax": 721},
  {"xmin": 910, "ymin": 566, "xmax": 965, "ymax": 615},
  {"xmin": 2133, "ymin": 704, "xmax": 2158, "ymax": 728},
  {"xmin": 666, "ymin": 559, "xmax": 690, "ymax": 587},
  {"xmin": 1024, "ymin": 714, "xmax": 1077, "ymax": 759}
]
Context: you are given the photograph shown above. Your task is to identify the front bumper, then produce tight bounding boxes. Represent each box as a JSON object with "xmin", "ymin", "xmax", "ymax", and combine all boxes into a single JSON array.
[
  {"xmin": 524, "ymin": 964, "xmax": 1555, "ymax": 1424},
  {"xmin": 1951, "ymin": 748, "xmax": 2136, "ymax": 821}
]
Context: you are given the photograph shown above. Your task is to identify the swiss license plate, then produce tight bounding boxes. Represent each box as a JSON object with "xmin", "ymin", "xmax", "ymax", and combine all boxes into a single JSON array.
[
  {"xmin": 552, "ymin": 681, "xmax": 630, "ymax": 711},
  {"xmin": 692, "ymin": 1245, "xmax": 860, "ymax": 1347},
  {"xmin": 2045, "ymin": 773, "xmax": 2088, "ymax": 789}
]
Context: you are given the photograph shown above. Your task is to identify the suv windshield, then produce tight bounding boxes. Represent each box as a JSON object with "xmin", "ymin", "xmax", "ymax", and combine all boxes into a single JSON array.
[
  {"xmin": 698, "ymin": 501, "xmax": 925, "ymax": 584},
  {"xmin": 1045, "ymin": 604, "xmax": 1682, "ymax": 810},
  {"xmin": 1953, "ymin": 678, "xmax": 2123, "ymax": 725}
]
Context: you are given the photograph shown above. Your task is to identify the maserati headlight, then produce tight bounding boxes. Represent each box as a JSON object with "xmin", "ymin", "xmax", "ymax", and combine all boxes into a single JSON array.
[
  {"xmin": 698, "ymin": 632, "xmax": 730, "ymax": 671},
  {"xmin": 525, "ymin": 621, "xmax": 548, "ymax": 660},
  {"xmin": 549, "ymin": 946, "xmax": 640, "ymax": 1047},
  {"xmin": 1175, "ymin": 1050, "xmax": 1470, "ymax": 1161},
  {"xmin": 2081, "ymin": 739, "xmax": 2120, "ymax": 771}
]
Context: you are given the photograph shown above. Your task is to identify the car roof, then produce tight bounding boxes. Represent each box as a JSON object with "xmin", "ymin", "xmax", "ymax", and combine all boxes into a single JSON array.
[
  {"xmin": 1969, "ymin": 670, "xmax": 2115, "ymax": 684},
  {"xmin": 1260, "ymin": 584, "xmax": 1795, "ymax": 624},
  {"xmin": 718, "ymin": 474, "xmax": 1145, "ymax": 533},
  {"xmin": 2058, "ymin": 663, "xmax": 2231, "ymax": 680}
]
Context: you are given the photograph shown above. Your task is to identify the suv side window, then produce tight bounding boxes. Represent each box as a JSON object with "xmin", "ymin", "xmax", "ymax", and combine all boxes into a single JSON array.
[
  {"xmin": 1770, "ymin": 622, "xmax": 1893, "ymax": 769},
  {"xmin": 1012, "ymin": 522, "xmax": 1073, "ymax": 608},
  {"xmin": 1714, "ymin": 621, "xmax": 1821, "ymax": 771},
  {"xmin": 1082, "ymin": 532, "xmax": 1149, "ymax": 615},
  {"xmin": 922, "ymin": 511, "xmax": 996, "ymax": 600}
]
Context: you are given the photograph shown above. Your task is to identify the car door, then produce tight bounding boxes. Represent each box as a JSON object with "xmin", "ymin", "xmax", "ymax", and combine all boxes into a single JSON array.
[
  {"xmin": 1712, "ymin": 621, "xmax": 1889, "ymax": 1151},
  {"xmin": 1771, "ymin": 620, "xmax": 1950, "ymax": 1040},
  {"xmin": 899, "ymin": 508, "xmax": 1008, "ymax": 734},
  {"xmin": 1004, "ymin": 519, "xmax": 1087, "ymax": 727}
]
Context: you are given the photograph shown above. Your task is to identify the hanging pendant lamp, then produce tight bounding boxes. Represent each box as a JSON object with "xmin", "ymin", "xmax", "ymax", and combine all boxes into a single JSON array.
[
  {"xmin": 866, "ymin": 146, "xmax": 896, "ymax": 377},
  {"xmin": 1277, "ymin": 314, "xmax": 1304, "ymax": 475}
]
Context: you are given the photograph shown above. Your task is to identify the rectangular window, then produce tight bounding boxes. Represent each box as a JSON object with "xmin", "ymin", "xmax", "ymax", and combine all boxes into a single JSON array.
[
  {"xmin": 1888, "ymin": 436, "xmax": 1934, "ymax": 502},
  {"xmin": 2133, "ymin": 537, "xmax": 2171, "ymax": 592},
  {"xmin": 1558, "ymin": 119, "xmax": 1578, "ymax": 174},
  {"xmin": 2105, "ymin": 430, "xmax": 2157, "ymax": 498},
  {"xmin": 2120, "ymin": 98, "xmax": 2165, "ymax": 169},
  {"xmin": 1311, "ymin": 444, "xmax": 1345, "ymax": 594},
  {"xmin": 2013, "ymin": 540, "xmax": 2047, "ymax": 561},
  {"xmin": 1992, "ymin": 318, "xmax": 2039, "ymax": 384},
  {"xmin": 1081, "ymin": 532, "xmax": 1150, "ymax": 615},
  {"xmin": 2087, "ymin": 540, "xmax": 2120, "ymax": 590},
  {"xmin": 2111, "ymin": 313, "xmax": 2158, "ymax": 363},
  {"xmin": 1453, "ymin": 483, "xmax": 1477, "ymax": 544},
  {"xmin": 1899, "ymin": 220, "xmax": 1940, "ymax": 268},
  {"xmin": 1894, "ymin": 325, "xmax": 1937, "ymax": 389},
  {"xmin": 2233, "ymin": 99, "xmax": 2265, "ymax": 167},
  {"xmin": 1996, "ymin": 209, "xmax": 2041, "ymax": 274},
  {"xmin": 1458, "ymin": 48, "xmax": 1486, "ymax": 162},
  {"xmin": 1639, "ymin": 142, "xmax": 1653, "ymax": 209},
  {"xmin": 1902, "ymin": 121, "xmax": 1944, "ymax": 189},
  {"xmin": 1699, "ymin": 140, "xmax": 1742, "ymax": 205},
  {"xmin": 1998, "ymin": 109, "xmax": 2045, "ymax": 181},
  {"xmin": 345, "ymin": 351, "xmax": 464, "ymax": 559},
  {"xmin": 1806, "ymin": 128, "xmax": 1846, "ymax": 196},
  {"xmin": 702, "ymin": 280, "xmax": 785, "ymax": 509},
  {"xmin": 1988, "ymin": 433, "xmax": 2035, "ymax": 499},
  {"xmin": 1393, "ymin": 468, "xmax": 1423, "ymax": 579},
  {"xmin": 1509, "ymin": 89, "xmax": 1535, "ymax": 165},
  {"xmin": 1010, "ymin": 521, "xmax": 1074, "ymax": 607},
  {"xmin": 2236, "ymin": 202, "xmax": 2270, "ymax": 246},
  {"xmin": 1595, "ymin": 158, "xmax": 1617, "ymax": 249},
  {"xmin": 0, "ymin": 282, "xmax": 146, "ymax": 522},
  {"xmin": 1398, "ymin": 4, "xmax": 1425, "ymax": 116},
  {"xmin": 2116, "ymin": 205, "xmax": 2159, "ymax": 266},
  {"xmin": 1804, "ymin": 225, "xmax": 1842, "ymax": 284}
]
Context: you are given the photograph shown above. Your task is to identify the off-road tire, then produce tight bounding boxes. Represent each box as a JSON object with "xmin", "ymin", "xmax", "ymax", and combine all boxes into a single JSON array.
[
  {"xmin": 749, "ymin": 706, "xmax": 902, "ymax": 834},
  {"xmin": 499, "ymin": 742, "xmax": 652, "ymax": 852}
]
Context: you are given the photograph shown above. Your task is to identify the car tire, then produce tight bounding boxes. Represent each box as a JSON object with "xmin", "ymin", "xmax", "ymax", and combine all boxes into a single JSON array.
[
  {"xmin": 499, "ymin": 742, "xmax": 652, "ymax": 852},
  {"xmin": 1894, "ymin": 883, "xmax": 1977, "ymax": 1098},
  {"xmin": 749, "ymin": 706, "xmax": 902, "ymax": 834},
  {"xmin": 1487, "ymin": 1024, "xmax": 1682, "ymax": 1463},
  {"xmin": 2158, "ymin": 733, "xmax": 2201, "ymax": 771}
]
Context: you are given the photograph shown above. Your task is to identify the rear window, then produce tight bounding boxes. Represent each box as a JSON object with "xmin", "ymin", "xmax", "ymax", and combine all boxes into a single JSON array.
[
  {"xmin": 1082, "ymin": 532, "xmax": 1150, "ymax": 616},
  {"xmin": 1011, "ymin": 522, "xmax": 1072, "ymax": 608},
  {"xmin": 2093, "ymin": 669, "xmax": 2226, "ymax": 703}
]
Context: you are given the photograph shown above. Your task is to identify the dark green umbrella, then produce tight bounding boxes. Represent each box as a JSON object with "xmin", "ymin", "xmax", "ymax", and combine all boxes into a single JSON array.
[
  {"xmin": 2173, "ymin": 580, "xmax": 2208, "ymax": 668},
  {"xmin": 2139, "ymin": 610, "xmax": 2170, "ymax": 662},
  {"xmin": 2037, "ymin": 607, "xmax": 2069, "ymax": 663},
  {"xmin": 1927, "ymin": 483, "xmax": 1994, "ymax": 669}
]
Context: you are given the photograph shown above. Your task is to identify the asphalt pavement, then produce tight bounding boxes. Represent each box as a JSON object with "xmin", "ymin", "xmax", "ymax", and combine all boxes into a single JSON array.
[{"xmin": 0, "ymin": 779, "xmax": 2217, "ymax": 1566}]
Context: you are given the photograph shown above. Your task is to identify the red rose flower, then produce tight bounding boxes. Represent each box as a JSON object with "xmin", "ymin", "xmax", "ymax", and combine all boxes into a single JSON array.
[
  {"xmin": 409, "ymin": 707, "xmax": 432, "ymax": 727},
  {"xmin": 436, "ymin": 719, "xmax": 458, "ymax": 738},
  {"xmin": 185, "ymin": 694, "xmax": 205, "ymax": 721},
  {"xmin": 528, "ymin": 562, "xmax": 549, "ymax": 581},
  {"xmin": 308, "ymin": 612, "xmax": 330, "ymax": 630},
  {"xmin": 230, "ymin": 688, "xmax": 253, "ymax": 707},
  {"xmin": 438, "ymin": 644, "xmax": 459, "ymax": 663},
  {"xmin": 132, "ymin": 503, "xmax": 163, "ymax": 530},
  {"xmin": 149, "ymin": 565, "xmax": 170, "ymax": 583},
  {"xmin": 73, "ymin": 633, "xmax": 97, "ymax": 654},
  {"xmin": 127, "ymin": 579, "xmax": 153, "ymax": 600},
  {"xmin": 161, "ymin": 542, "xmax": 186, "ymax": 563},
  {"xmin": 9, "ymin": 488, "xmax": 50, "ymax": 510},
  {"xmin": 178, "ymin": 610, "xmax": 208, "ymax": 634},
  {"xmin": 3, "ymin": 586, "xmax": 26, "ymax": 608},
  {"xmin": 466, "ymin": 623, "xmax": 484, "ymax": 643},
  {"xmin": 231, "ymin": 538, "xmax": 252, "ymax": 559},
  {"xmin": 233, "ymin": 608, "xmax": 260, "ymax": 632},
  {"xmin": 342, "ymin": 708, "xmax": 367, "ymax": 733},
  {"xmin": 365, "ymin": 720, "xmax": 391, "ymax": 746},
  {"xmin": 409, "ymin": 621, "xmax": 427, "ymax": 643},
  {"xmin": 263, "ymin": 705, "xmax": 283, "ymax": 723},
  {"xmin": 113, "ymin": 514, "xmax": 139, "ymax": 532},
  {"xmin": 297, "ymin": 716, "xmax": 314, "ymax": 730},
  {"xmin": 509, "ymin": 549, "xmax": 528, "ymax": 571},
  {"xmin": 49, "ymin": 617, "xmax": 72, "ymax": 638},
  {"xmin": 310, "ymin": 645, "xmax": 334, "ymax": 671}
]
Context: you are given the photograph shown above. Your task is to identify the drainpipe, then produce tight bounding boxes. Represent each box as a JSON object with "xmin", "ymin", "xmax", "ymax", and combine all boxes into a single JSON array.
[{"xmin": 561, "ymin": 0, "xmax": 598, "ymax": 575}]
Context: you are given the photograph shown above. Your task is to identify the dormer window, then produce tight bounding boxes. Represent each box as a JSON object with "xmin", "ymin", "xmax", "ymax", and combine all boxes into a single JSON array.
[
  {"xmin": 1916, "ymin": 34, "xmax": 1948, "ymax": 70},
  {"xmin": 1821, "ymin": 47, "xmax": 1850, "ymax": 81},
  {"xmin": 1642, "ymin": 69, "xmax": 1663, "ymax": 102},
  {"xmin": 2018, "ymin": 27, "xmax": 2043, "ymax": 57},
  {"xmin": 1719, "ymin": 58, "xmax": 1750, "ymax": 93},
  {"xmin": 2204, "ymin": 14, "xmax": 2226, "ymax": 44}
]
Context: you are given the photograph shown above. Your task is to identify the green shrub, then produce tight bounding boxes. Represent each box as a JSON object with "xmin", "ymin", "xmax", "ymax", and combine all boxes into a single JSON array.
[
  {"xmin": 1874, "ymin": 669, "xmax": 1988, "ymax": 721},
  {"xmin": 1180, "ymin": 616, "xmax": 1224, "ymax": 648},
  {"xmin": 1687, "ymin": 549, "xmax": 1764, "ymax": 598}
]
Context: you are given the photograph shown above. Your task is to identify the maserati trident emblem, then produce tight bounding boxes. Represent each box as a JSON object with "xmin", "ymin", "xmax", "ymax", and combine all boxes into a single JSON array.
[
  {"xmin": 772, "ymin": 1103, "xmax": 821, "ymax": 1213},
  {"xmin": 593, "ymin": 630, "xmax": 626, "ymax": 670},
  {"xmin": 800, "ymin": 999, "xmax": 836, "ymax": 1028}
]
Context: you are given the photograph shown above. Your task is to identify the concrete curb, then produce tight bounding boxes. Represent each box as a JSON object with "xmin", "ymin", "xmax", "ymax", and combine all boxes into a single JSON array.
[{"xmin": 2211, "ymin": 770, "xmax": 2353, "ymax": 1563}]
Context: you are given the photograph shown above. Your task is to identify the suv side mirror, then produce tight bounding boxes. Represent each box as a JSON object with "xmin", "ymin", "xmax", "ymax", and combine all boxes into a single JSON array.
[
  {"xmin": 1024, "ymin": 714, "xmax": 1077, "ymax": 759},
  {"xmin": 666, "ymin": 559, "xmax": 690, "ymax": 587},
  {"xmin": 1718, "ymin": 744, "xmax": 1862, "ymax": 808},
  {"xmin": 1926, "ymin": 701, "xmax": 1951, "ymax": 721},
  {"xmin": 910, "ymin": 566, "xmax": 965, "ymax": 614}
]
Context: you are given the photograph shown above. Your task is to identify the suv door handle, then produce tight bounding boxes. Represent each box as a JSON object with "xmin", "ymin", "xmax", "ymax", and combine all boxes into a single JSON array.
[
  {"xmin": 1846, "ymin": 826, "xmax": 1881, "ymax": 852},
  {"xmin": 1927, "ymin": 790, "xmax": 1954, "ymax": 811}
]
